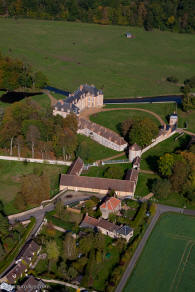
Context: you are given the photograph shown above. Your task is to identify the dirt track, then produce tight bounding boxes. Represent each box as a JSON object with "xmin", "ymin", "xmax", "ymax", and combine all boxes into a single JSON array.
[{"xmin": 80, "ymin": 107, "xmax": 165, "ymax": 126}]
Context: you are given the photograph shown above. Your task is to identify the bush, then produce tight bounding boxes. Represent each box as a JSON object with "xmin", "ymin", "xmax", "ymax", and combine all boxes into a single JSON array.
[{"xmin": 167, "ymin": 76, "xmax": 178, "ymax": 83}]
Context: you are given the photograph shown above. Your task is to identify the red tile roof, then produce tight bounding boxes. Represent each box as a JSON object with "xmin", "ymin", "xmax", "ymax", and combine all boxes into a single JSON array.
[
  {"xmin": 81, "ymin": 214, "xmax": 99, "ymax": 227},
  {"xmin": 100, "ymin": 197, "xmax": 121, "ymax": 211},
  {"xmin": 60, "ymin": 174, "xmax": 135, "ymax": 193}
]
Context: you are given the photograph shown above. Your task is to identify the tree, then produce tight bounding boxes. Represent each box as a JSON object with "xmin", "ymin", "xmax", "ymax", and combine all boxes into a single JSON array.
[
  {"xmin": 129, "ymin": 118, "xmax": 158, "ymax": 147},
  {"xmin": 104, "ymin": 165, "xmax": 123, "ymax": 179},
  {"xmin": 79, "ymin": 233, "xmax": 94, "ymax": 255},
  {"xmin": 170, "ymin": 160, "xmax": 189, "ymax": 193},
  {"xmin": 46, "ymin": 240, "xmax": 59, "ymax": 271},
  {"xmin": 0, "ymin": 212, "xmax": 9, "ymax": 237},
  {"xmin": 152, "ymin": 178, "xmax": 172, "ymax": 199},
  {"xmin": 120, "ymin": 119, "xmax": 133, "ymax": 139},
  {"xmin": 26, "ymin": 125, "xmax": 40, "ymax": 158},
  {"xmin": 63, "ymin": 233, "xmax": 77, "ymax": 260},
  {"xmin": 33, "ymin": 71, "xmax": 48, "ymax": 88},
  {"xmin": 158, "ymin": 153, "xmax": 174, "ymax": 176}
]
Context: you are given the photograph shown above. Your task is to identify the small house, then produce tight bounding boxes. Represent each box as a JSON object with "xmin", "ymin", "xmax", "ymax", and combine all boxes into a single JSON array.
[
  {"xmin": 100, "ymin": 197, "xmax": 121, "ymax": 219},
  {"xmin": 126, "ymin": 32, "xmax": 133, "ymax": 39}
]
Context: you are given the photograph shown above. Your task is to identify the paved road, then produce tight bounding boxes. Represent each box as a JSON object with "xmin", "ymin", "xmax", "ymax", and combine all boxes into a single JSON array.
[
  {"xmin": 1, "ymin": 191, "xmax": 104, "ymax": 279},
  {"xmin": 115, "ymin": 204, "xmax": 195, "ymax": 292}
]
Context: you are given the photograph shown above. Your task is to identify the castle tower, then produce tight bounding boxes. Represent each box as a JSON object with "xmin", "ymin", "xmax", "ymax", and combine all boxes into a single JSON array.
[
  {"xmin": 169, "ymin": 113, "xmax": 178, "ymax": 127},
  {"xmin": 129, "ymin": 143, "xmax": 142, "ymax": 162}
]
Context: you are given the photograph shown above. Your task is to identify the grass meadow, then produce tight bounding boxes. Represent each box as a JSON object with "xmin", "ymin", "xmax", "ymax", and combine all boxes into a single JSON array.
[
  {"xmin": 0, "ymin": 160, "xmax": 68, "ymax": 215},
  {"xmin": 0, "ymin": 19, "xmax": 195, "ymax": 98},
  {"xmin": 124, "ymin": 213, "xmax": 195, "ymax": 292}
]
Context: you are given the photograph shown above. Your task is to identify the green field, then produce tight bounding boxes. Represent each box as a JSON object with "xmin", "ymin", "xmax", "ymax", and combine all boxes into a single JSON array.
[
  {"xmin": 124, "ymin": 213, "xmax": 195, "ymax": 292},
  {"xmin": 0, "ymin": 160, "xmax": 68, "ymax": 215},
  {"xmin": 0, "ymin": 19, "xmax": 195, "ymax": 98}
]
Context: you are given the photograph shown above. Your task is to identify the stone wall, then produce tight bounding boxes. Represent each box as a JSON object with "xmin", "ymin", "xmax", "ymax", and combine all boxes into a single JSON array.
[{"xmin": 141, "ymin": 131, "xmax": 176, "ymax": 154}]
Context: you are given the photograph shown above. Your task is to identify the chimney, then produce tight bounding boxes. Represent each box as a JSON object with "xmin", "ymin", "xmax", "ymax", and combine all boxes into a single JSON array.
[{"xmin": 80, "ymin": 85, "xmax": 83, "ymax": 91}]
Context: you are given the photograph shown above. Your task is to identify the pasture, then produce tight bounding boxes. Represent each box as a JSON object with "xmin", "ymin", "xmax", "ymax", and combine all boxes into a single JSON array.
[
  {"xmin": 0, "ymin": 19, "xmax": 195, "ymax": 98},
  {"xmin": 124, "ymin": 213, "xmax": 195, "ymax": 292},
  {"xmin": 0, "ymin": 160, "xmax": 68, "ymax": 215}
]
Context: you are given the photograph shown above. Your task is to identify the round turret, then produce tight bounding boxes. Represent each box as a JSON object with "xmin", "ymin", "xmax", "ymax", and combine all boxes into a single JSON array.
[{"xmin": 129, "ymin": 143, "xmax": 142, "ymax": 162}]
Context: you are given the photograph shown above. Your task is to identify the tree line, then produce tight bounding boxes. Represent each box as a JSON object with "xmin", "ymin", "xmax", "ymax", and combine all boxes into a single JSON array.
[
  {"xmin": 0, "ymin": 0, "xmax": 195, "ymax": 33},
  {"xmin": 0, "ymin": 98, "xmax": 78, "ymax": 160},
  {"xmin": 0, "ymin": 52, "xmax": 48, "ymax": 91},
  {"xmin": 152, "ymin": 144, "xmax": 195, "ymax": 204}
]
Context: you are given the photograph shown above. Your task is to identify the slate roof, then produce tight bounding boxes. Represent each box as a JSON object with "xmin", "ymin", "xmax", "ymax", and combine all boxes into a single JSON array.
[
  {"xmin": 54, "ymin": 100, "xmax": 79, "ymax": 115},
  {"xmin": 78, "ymin": 118, "xmax": 127, "ymax": 146},
  {"xmin": 133, "ymin": 156, "xmax": 141, "ymax": 165},
  {"xmin": 6, "ymin": 263, "xmax": 27, "ymax": 284},
  {"xmin": 66, "ymin": 84, "xmax": 102, "ymax": 104},
  {"xmin": 116, "ymin": 225, "xmax": 133, "ymax": 236},
  {"xmin": 17, "ymin": 276, "xmax": 46, "ymax": 292},
  {"xmin": 125, "ymin": 169, "xmax": 139, "ymax": 182},
  {"xmin": 16, "ymin": 240, "xmax": 40, "ymax": 264},
  {"xmin": 67, "ymin": 157, "xmax": 84, "ymax": 175},
  {"xmin": 129, "ymin": 143, "xmax": 141, "ymax": 151},
  {"xmin": 100, "ymin": 197, "xmax": 121, "ymax": 211},
  {"xmin": 60, "ymin": 174, "xmax": 135, "ymax": 193}
]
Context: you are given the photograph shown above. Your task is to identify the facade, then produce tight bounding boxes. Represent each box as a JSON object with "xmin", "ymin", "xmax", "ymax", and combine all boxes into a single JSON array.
[
  {"xmin": 53, "ymin": 84, "xmax": 103, "ymax": 118},
  {"xmin": 78, "ymin": 118, "xmax": 128, "ymax": 152},
  {"xmin": 80, "ymin": 214, "xmax": 133, "ymax": 242},
  {"xmin": 60, "ymin": 174, "xmax": 136, "ymax": 198},
  {"xmin": 129, "ymin": 143, "xmax": 142, "ymax": 162},
  {"xmin": 100, "ymin": 197, "xmax": 121, "ymax": 219}
]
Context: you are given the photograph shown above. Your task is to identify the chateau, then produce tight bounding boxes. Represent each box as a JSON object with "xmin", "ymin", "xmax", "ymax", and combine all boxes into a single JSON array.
[{"xmin": 53, "ymin": 84, "xmax": 103, "ymax": 118}]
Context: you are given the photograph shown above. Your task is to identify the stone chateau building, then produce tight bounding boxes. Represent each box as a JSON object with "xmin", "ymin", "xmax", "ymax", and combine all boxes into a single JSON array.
[{"xmin": 53, "ymin": 84, "xmax": 103, "ymax": 118}]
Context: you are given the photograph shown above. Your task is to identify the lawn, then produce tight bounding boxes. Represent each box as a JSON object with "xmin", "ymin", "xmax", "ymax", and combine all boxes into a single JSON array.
[
  {"xmin": 82, "ymin": 163, "xmax": 131, "ymax": 179},
  {"xmin": 77, "ymin": 134, "xmax": 119, "ymax": 162},
  {"xmin": 135, "ymin": 173, "xmax": 159, "ymax": 198},
  {"xmin": 140, "ymin": 133, "xmax": 191, "ymax": 171},
  {"xmin": 0, "ymin": 160, "xmax": 68, "ymax": 215},
  {"xmin": 124, "ymin": 213, "xmax": 195, "ymax": 292},
  {"xmin": 90, "ymin": 109, "xmax": 160, "ymax": 136},
  {"xmin": 31, "ymin": 93, "xmax": 51, "ymax": 109},
  {"xmin": 0, "ymin": 19, "xmax": 195, "ymax": 98},
  {"xmin": 105, "ymin": 103, "xmax": 177, "ymax": 123}
]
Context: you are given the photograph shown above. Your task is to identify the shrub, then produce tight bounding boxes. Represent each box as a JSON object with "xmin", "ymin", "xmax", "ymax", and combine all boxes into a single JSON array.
[{"xmin": 167, "ymin": 76, "xmax": 178, "ymax": 83}]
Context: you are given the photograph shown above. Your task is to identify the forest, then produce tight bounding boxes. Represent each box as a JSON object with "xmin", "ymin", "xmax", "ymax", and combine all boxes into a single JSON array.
[{"xmin": 0, "ymin": 0, "xmax": 195, "ymax": 33}]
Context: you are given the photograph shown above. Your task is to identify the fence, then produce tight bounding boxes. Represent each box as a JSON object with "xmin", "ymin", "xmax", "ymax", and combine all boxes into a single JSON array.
[
  {"xmin": 0, "ymin": 155, "xmax": 72, "ymax": 166},
  {"xmin": 101, "ymin": 159, "xmax": 129, "ymax": 165}
]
